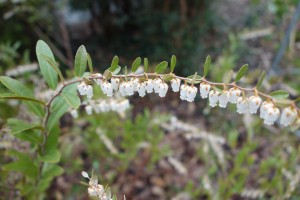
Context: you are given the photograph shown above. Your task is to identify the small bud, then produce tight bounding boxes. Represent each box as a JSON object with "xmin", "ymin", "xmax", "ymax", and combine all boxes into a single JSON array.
[
  {"xmin": 199, "ymin": 83, "xmax": 211, "ymax": 99},
  {"xmin": 82, "ymin": 171, "xmax": 90, "ymax": 179},
  {"xmin": 209, "ymin": 90, "xmax": 219, "ymax": 107},
  {"xmin": 170, "ymin": 78, "xmax": 181, "ymax": 92},
  {"xmin": 218, "ymin": 91, "xmax": 229, "ymax": 108},
  {"xmin": 236, "ymin": 97, "xmax": 248, "ymax": 114},
  {"xmin": 248, "ymin": 95, "xmax": 262, "ymax": 114},
  {"xmin": 280, "ymin": 107, "xmax": 297, "ymax": 127}
]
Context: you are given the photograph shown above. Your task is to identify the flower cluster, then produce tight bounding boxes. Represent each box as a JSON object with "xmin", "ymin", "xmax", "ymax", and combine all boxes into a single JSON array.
[
  {"xmin": 81, "ymin": 171, "xmax": 109, "ymax": 200},
  {"xmin": 76, "ymin": 73, "xmax": 299, "ymax": 127}
]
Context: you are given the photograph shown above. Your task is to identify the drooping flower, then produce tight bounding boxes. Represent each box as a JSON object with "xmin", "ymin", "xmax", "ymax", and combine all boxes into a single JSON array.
[
  {"xmin": 85, "ymin": 105, "xmax": 93, "ymax": 115},
  {"xmin": 199, "ymin": 82, "xmax": 211, "ymax": 99},
  {"xmin": 259, "ymin": 101, "xmax": 273, "ymax": 119},
  {"xmin": 94, "ymin": 73, "xmax": 103, "ymax": 86},
  {"xmin": 263, "ymin": 106, "xmax": 280, "ymax": 125},
  {"xmin": 280, "ymin": 107, "xmax": 297, "ymax": 126},
  {"xmin": 137, "ymin": 82, "xmax": 146, "ymax": 97},
  {"xmin": 170, "ymin": 78, "xmax": 181, "ymax": 92},
  {"xmin": 86, "ymin": 85, "xmax": 93, "ymax": 99},
  {"xmin": 248, "ymin": 95, "xmax": 262, "ymax": 114},
  {"xmin": 154, "ymin": 78, "xmax": 163, "ymax": 93},
  {"xmin": 101, "ymin": 82, "xmax": 113, "ymax": 97},
  {"xmin": 77, "ymin": 82, "xmax": 87, "ymax": 95},
  {"xmin": 145, "ymin": 79, "xmax": 154, "ymax": 93},
  {"xmin": 186, "ymin": 85, "xmax": 197, "ymax": 102},
  {"xmin": 228, "ymin": 88, "xmax": 241, "ymax": 104},
  {"xmin": 131, "ymin": 78, "xmax": 140, "ymax": 91},
  {"xmin": 70, "ymin": 109, "xmax": 78, "ymax": 118},
  {"xmin": 236, "ymin": 97, "xmax": 248, "ymax": 114},
  {"xmin": 218, "ymin": 91, "xmax": 229, "ymax": 108},
  {"xmin": 158, "ymin": 82, "xmax": 168, "ymax": 97},
  {"xmin": 209, "ymin": 90, "xmax": 219, "ymax": 107},
  {"xmin": 111, "ymin": 78, "xmax": 120, "ymax": 91},
  {"xmin": 180, "ymin": 84, "xmax": 188, "ymax": 100}
]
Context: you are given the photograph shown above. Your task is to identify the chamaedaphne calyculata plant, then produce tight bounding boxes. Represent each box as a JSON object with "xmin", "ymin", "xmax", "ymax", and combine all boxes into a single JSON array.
[{"xmin": 1, "ymin": 40, "xmax": 299, "ymax": 199}]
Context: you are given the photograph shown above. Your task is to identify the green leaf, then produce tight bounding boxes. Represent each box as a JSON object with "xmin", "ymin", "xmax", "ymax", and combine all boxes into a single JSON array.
[
  {"xmin": 162, "ymin": 74, "xmax": 174, "ymax": 81},
  {"xmin": 103, "ymin": 69, "xmax": 113, "ymax": 80},
  {"xmin": 256, "ymin": 71, "xmax": 266, "ymax": 89},
  {"xmin": 47, "ymin": 96, "xmax": 69, "ymax": 131},
  {"xmin": 0, "ymin": 93, "xmax": 45, "ymax": 105},
  {"xmin": 42, "ymin": 163, "xmax": 64, "ymax": 180},
  {"xmin": 144, "ymin": 58, "xmax": 148, "ymax": 72},
  {"xmin": 270, "ymin": 90, "xmax": 289, "ymax": 99},
  {"xmin": 0, "ymin": 76, "xmax": 44, "ymax": 117},
  {"xmin": 186, "ymin": 75, "xmax": 202, "ymax": 84},
  {"xmin": 7, "ymin": 118, "xmax": 43, "ymax": 134},
  {"xmin": 235, "ymin": 64, "xmax": 248, "ymax": 82},
  {"xmin": 3, "ymin": 150, "xmax": 38, "ymax": 179},
  {"xmin": 203, "ymin": 55, "xmax": 211, "ymax": 77},
  {"xmin": 61, "ymin": 93, "xmax": 81, "ymax": 109},
  {"xmin": 14, "ymin": 130, "xmax": 42, "ymax": 145},
  {"xmin": 40, "ymin": 149, "xmax": 60, "ymax": 163},
  {"xmin": 111, "ymin": 66, "xmax": 121, "ymax": 75},
  {"xmin": 74, "ymin": 45, "xmax": 87, "ymax": 77},
  {"xmin": 132, "ymin": 57, "xmax": 141, "ymax": 73},
  {"xmin": 223, "ymin": 69, "xmax": 233, "ymax": 84},
  {"xmin": 212, "ymin": 86, "xmax": 224, "ymax": 94},
  {"xmin": 87, "ymin": 53, "xmax": 93, "ymax": 73},
  {"xmin": 109, "ymin": 56, "xmax": 119, "ymax": 72},
  {"xmin": 36, "ymin": 40, "xmax": 58, "ymax": 90},
  {"xmin": 40, "ymin": 54, "xmax": 64, "ymax": 82},
  {"xmin": 170, "ymin": 55, "xmax": 176, "ymax": 72},
  {"xmin": 155, "ymin": 61, "xmax": 168, "ymax": 74}
]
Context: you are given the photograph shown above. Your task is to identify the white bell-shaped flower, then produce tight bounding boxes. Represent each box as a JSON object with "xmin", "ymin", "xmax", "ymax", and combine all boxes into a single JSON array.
[
  {"xmin": 186, "ymin": 86, "xmax": 197, "ymax": 102},
  {"xmin": 70, "ymin": 109, "xmax": 78, "ymax": 118},
  {"xmin": 218, "ymin": 91, "xmax": 229, "ymax": 108},
  {"xmin": 86, "ymin": 85, "xmax": 93, "ymax": 99},
  {"xmin": 180, "ymin": 85, "xmax": 188, "ymax": 100},
  {"xmin": 137, "ymin": 82, "xmax": 146, "ymax": 97},
  {"xmin": 158, "ymin": 82, "xmax": 168, "ymax": 97},
  {"xmin": 131, "ymin": 78, "xmax": 140, "ymax": 91},
  {"xmin": 119, "ymin": 82, "xmax": 127, "ymax": 96},
  {"xmin": 263, "ymin": 106, "xmax": 280, "ymax": 125},
  {"xmin": 125, "ymin": 81, "xmax": 134, "ymax": 96},
  {"xmin": 259, "ymin": 101, "xmax": 273, "ymax": 119},
  {"xmin": 228, "ymin": 88, "xmax": 241, "ymax": 104},
  {"xmin": 248, "ymin": 95, "xmax": 262, "ymax": 114},
  {"xmin": 236, "ymin": 97, "xmax": 248, "ymax": 114},
  {"xmin": 145, "ymin": 79, "xmax": 154, "ymax": 93},
  {"xmin": 199, "ymin": 83, "xmax": 211, "ymax": 99},
  {"xmin": 111, "ymin": 78, "xmax": 120, "ymax": 91},
  {"xmin": 209, "ymin": 90, "xmax": 219, "ymax": 107},
  {"xmin": 85, "ymin": 105, "xmax": 93, "ymax": 115},
  {"xmin": 94, "ymin": 73, "xmax": 103, "ymax": 86},
  {"xmin": 103, "ymin": 82, "xmax": 114, "ymax": 97},
  {"xmin": 154, "ymin": 78, "xmax": 163, "ymax": 93},
  {"xmin": 280, "ymin": 107, "xmax": 297, "ymax": 126},
  {"xmin": 170, "ymin": 78, "xmax": 181, "ymax": 92},
  {"xmin": 77, "ymin": 82, "xmax": 87, "ymax": 95}
]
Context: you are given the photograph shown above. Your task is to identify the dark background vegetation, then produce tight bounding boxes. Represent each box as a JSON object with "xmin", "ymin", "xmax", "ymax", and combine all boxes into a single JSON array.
[{"xmin": 1, "ymin": 0, "xmax": 300, "ymax": 199}]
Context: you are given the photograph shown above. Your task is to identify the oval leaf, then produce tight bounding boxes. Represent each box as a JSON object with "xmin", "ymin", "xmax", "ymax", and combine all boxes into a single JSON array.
[
  {"xmin": 36, "ymin": 40, "xmax": 58, "ymax": 89},
  {"xmin": 170, "ymin": 55, "xmax": 176, "ymax": 72},
  {"xmin": 162, "ymin": 74, "xmax": 174, "ymax": 81},
  {"xmin": 144, "ymin": 58, "xmax": 148, "ymax": 72},
  {"xmin": 270, "ymin": 90, "xmax": 289, "ymax": 99},
  {"xmin": 203, "ymin": 55, "xmax": 211, "ymax": 77},
  {"xmin": 61, "ymin": 93, "xmax": 81, "ymax": 109},
  {"xmin": 74, "ymin": 45, "xmax": 87, "ymax": 77},
  {"xmin": 40, "ymin": 54, "xmax": 64, "ymax": 82},
  {"xmin": 256, "ymin": 71, "xmax": 266, "ymax": 89},
  {"xmin": 87, "ymin": 53, "xmax": 93, "ymax": 73},
  {"xmin": 131, "ymin": 57, "xmax": 141, "ymax": 73},
  {"xmin": 155, "ymin": 61, "xmax": 168, "ymax": 74},
  {"xmin": 109, "ymin": 56, "xmax": 119, "ymax": 72},
  {"xmin": 0, "ymin": 93, "xmax": 45, "ymax": 105},
  {"xmin": 40, "ymin": 149, "xmax": 60, "ymax": 163},
  {"xmin": 235, "ymin": 64, "xmax": 248, "ymax": 82},
  {"xmin": 186, "ymin": 75, "xmax": 202, "ymax": 84}
]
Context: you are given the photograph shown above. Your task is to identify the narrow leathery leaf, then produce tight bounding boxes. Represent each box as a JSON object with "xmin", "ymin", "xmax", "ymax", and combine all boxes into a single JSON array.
[
  {"xmin": 203, "ymin": 55, "xmax": 211, "ymax": 77},
  {"xmin": 235, "ymin": 64, "xmax": 248, "ymax": 82},
  {"xmin": 132, "ymin": 57, "xmax": 142, "ymax": 73},
  {"xmin": 0, "ymin": 93, "xmax": 45, "ymax": 105},
  {"xmin": 87, "ymin": 53, "xmax": 93, "ymax": 73},
  {"xmin": 162, "ymin": 74, "xmax": 174, "ymax": 81},
  {"xmin": 7, "ymin": 118, "xmax": 44, "ymax": 134},
  {"xmin": 170, "ymin": 55, "xmax": 176, "ymax": 72},
  {"xmin": 103, "ymin": 70, "xmax": 113, "ymax": 80},
  {"xmin": 15, "ymin": 131, "xmax": 42, "ymax": 145},
  {"xmin": 0, "ymin": 76, "xmax": 44, "ymax": 116},
  {"xmin": 155, "ymin": 61, "xmax": 168, "ymax": 74},
  {"xmin": 36, "ymin": 40, "xmax": 58, "ymax": 89},
  {"xmin": 256, "ymin": 70, "xmax": 266, "ymax": 89},
  {"xmin": 61, "ymin": 93, "xmax": 81, "ymax": 109},
  {"xmin": 186, "ymin": 75, "xmax": 202, "ymax": 84},
  {"xmin": 45, "ymin": 125, "xmax": 59, "ymax": 153},
  {"xmin": 111, "ymin": 65, "xmax": 121, "ymax": 75},
  {"xmin": 212, "ymin": 86, "xmax": 224, "ymax": 94},
  {"xmin": 47, "ymin": 97, "xmax": 69, "ymax": 131},
  {"xmin": 74, "ymin": 45, "xmax": 87, "ymax": 77},
  {"xmin": 223, "ymin": 69, "xmax": 233, "ymax": 84},
  {"xmin": 40, "ymin": 149, "xmax": 60, "ymax": 163},
  {"xmin": 40, "ymin": 54, "xmax": 64, "ymax": 82},
  {"xmin": 144, "ymin": 58, "xmax": 148, "ymax": 72},
  {"xmin": 42, "ymin": 164, "xmax": 64, "ymax": 180},
  {"xmin": 270, "ymin": 90, "xmax": 289, "ymax": 99},
  {"xmin": 109, "ymin": 56, "xmax": 119, "ymax": 72}
]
